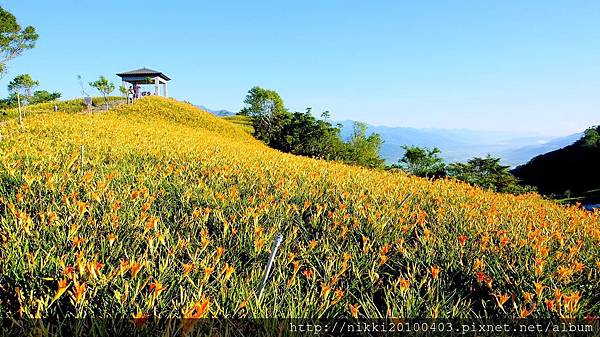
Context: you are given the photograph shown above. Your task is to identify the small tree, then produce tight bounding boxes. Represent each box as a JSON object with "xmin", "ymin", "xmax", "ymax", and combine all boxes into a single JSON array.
[
  {"xmin": 395, "ymin": 146, "xmax": 446, "ymax": 178},
  {"xmin": 0, "ymin": 6, "xmax": 39, "ymax": 78},
  {"xmin": 345, "ymin": 122, "xmax": 385, "ymax": 168},
  {"xmin": 89, "ymin": 76, "xmax": 115, "ymax": 111},
  {"xmin": 8, "ymin": 74, "xmax": 39, "ymax": 126},
  {"xmin": 119, "ymin": 85, "xmax": 128, "ymax": 98}
]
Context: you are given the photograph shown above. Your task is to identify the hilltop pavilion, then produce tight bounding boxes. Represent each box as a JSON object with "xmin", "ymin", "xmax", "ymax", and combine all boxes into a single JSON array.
[{"xmin": 116, "ymin": 67, "xmax": 170, "ymax": 97}]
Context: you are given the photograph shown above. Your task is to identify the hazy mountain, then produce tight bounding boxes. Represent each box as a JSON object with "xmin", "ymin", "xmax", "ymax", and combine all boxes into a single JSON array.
[
  {"xmin": 500, "ymin": 132, "xmax": 583, "ymax": 167},
  {"xmin": 195, "ymin": 105, "xmax": 236, "ymax": 117},
  {"xmin": 512, "ymin": 127, "xmax": 600, "ymax": 203},
  {"xmin": 337, "ymin": 120, "xmax": 578, "ymax": 166}
]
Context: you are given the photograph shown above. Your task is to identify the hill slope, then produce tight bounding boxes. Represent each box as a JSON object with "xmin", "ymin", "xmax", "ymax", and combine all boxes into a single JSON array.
[
  {"xmin": 512, "ymin": 127, "xmax": 600, "ymax": 202},
  {"xmin": 0, "ymin": 97, "xmax": 598, "ymax": 320}
]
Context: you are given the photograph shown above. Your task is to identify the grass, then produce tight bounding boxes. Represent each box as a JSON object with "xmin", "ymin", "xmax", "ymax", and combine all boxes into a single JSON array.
[
  {"xmin": 222, "ymin": 115, "xmax": 254, "ymax": 134},
  {"xmin": 0, "ymin": 96, "xmax": 123, "ymax": 122},
  {"xmin": 0, "ymin": 96, "xmax": 598, "ymax": 321}
]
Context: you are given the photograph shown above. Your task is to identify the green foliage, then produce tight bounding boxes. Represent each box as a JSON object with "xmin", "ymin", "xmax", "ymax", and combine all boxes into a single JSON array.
[
  {"xmin": 448, "ymin": 155, "xmax": 533, "ymax": 194},
  {"xmin": 7, "ymin": 74, "xmax": 39, "ymax": 101},
  {"xmin": 582, "ymin": 126, "xmax": 600, "ymax": 148},
  {"xmin": 240, "ymin": 87, "xmax": 385, "ymax": 168},
  {"xmin": 28, "ymin": 90, "xmax": 61, "ymax": 105},
  {"xmin": 118, "ymin": 85, "xmax": 128, "ymax": 96},
  {"xmin": 274, "ymin": 109, "xmax": 346, "ymax": 160},
  {"xmin": 239, "ymin": 86, "xmax": 287, "ymax": 143},
  {"xmin": 1, "ymin": 76, "xmax": 60, "ymax": 109},
  {"xmin": 394, "ymin": 146, "xmax": 446, "ymax": 178},
  {"xmin": 89, "ymin": 76, "xmax": 115, "ymax": 110},
  {"xmin": 344, "ymin": 122, "xmax": 385, "ymax": 168},
  {"xmin": 0, "ymin": 6, "xmax": 38, "ymax": 77}
]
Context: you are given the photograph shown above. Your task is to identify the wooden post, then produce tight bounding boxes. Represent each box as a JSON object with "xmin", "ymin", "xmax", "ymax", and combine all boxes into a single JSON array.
[
  {"xmin": 17, "ymin": 92, "xmax": 22, "ymax": 127},
  {"xmin": 81, "ymin": 144, "xmax": 84, "ymax": 176}
]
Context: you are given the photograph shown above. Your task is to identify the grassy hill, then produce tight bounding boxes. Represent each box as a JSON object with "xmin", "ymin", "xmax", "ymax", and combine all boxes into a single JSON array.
[{"xmin": 0, "ymin": 97, "xmax": 598, "ymax": 321}]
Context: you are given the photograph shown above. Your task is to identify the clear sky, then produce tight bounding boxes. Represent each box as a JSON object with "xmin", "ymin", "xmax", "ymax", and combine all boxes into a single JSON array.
[{"xmin": 2, "ymin": 1, "xmax": 599, "ymax": 136}]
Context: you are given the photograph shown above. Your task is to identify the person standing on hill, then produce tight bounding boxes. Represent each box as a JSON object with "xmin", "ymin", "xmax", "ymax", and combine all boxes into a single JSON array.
[
  {"xmin": 134, "ymin": 84, "xmax": 141, "ymax": 99},
  {"xmin": 127, "ymin": 86, "xmax": 134, "ymax": 103}
]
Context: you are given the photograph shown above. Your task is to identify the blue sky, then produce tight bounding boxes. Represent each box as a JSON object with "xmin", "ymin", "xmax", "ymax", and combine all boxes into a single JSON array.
[{"xmin": 2, "ymin": 1, "xmax": 599, "ymax": 136}]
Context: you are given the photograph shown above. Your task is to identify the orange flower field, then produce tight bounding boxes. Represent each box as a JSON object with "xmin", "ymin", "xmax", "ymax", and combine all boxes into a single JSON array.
[{"xmin": 0, "ymin": 97, "xmax": 598, "ymax": 320}]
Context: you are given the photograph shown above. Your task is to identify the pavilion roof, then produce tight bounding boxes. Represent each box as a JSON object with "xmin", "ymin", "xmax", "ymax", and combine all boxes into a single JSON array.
[{"xmin": 116, "ymin": 68, "xmax": 170, "ymax": 81}]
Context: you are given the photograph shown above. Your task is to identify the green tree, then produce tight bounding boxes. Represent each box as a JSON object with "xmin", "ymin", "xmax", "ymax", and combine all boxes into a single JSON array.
[
  {"xmin": 8, "ymin": 74, "xmax": 38, "ymax": 126},
  {"xmin": 276, "ymin": 110, "xmax": 346, "ymax": 160},
  {"xmin": 395, "ymin": 146, "xmax": 446, "ymax": 178},
  {"xmin": 119, "ymin": 85, "xmax": 128, "ymax": 98},
  {"xmin": 89, "ymin": 76, "xmax": 115, "ymax": 111},
  {"xmin": 346, "ymin": 122, "xmax": 385, "ymax": 168},
  {"xmin": 448, "ymin": 155, "xmax": 532, "ymax": 193},
  {"xmin": 239, "ymin": 86, "xmax": 287, "ymax": 143},
  {"xmin": 0, "ymin": 6, "xmax": 38, "ymax": 77},
  {"xmin": 582, "ymin": 126, "xmax": 600, "ymax": 148},
  {"xmin": 28, "ymin": 90, "xmax": 61, "ymax": 104}
]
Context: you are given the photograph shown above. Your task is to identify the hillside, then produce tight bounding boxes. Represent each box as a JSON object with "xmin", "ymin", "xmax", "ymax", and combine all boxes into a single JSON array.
[
  {"xmin": 0, "ymin": 97, "xmax": 598, "ymax": 321},
  {"xmin": 512, "ymin": 126, "xmax": 600, "ymax": 203}
]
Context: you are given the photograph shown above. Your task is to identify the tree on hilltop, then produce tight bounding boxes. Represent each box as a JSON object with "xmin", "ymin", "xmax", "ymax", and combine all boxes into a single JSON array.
[
  {"xmin": 346, "ymin": 122, "xmax": 385, "ymax": 168},
  {"xmin": 448, "ymin": 155, "xmax": 532, "ymax": 194},
  {"xmin": 28, "ymin": 90, "xmax": 61, "ymax": 105},
  {"xmin": 239, "ymin": 86, "xmax": 287, "ymax": 143},
  {"xmin": 0, "ymin": 6, "xmax": 38, "ymax": 78},
  {"xmin": 394, "ymin": 146, "xmax": 446, "ymax": 178},
  {"xmin": 89, "ymin": 76, "xmax": 115, "ymax": 111},
  {"xmin": 8, "ymin": 73, "xmax": 38, "ymax": 126}
]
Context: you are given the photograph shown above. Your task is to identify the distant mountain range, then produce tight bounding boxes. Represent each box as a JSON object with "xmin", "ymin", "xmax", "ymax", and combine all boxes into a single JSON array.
[
  {"xmin": 198, "ymin": 105, "xmax": 581, "ymax": 166},
  {"xmin": 512, "ymin": 126, "xmax": 600, "ymax": 203},
  {"xmin": 195, "ymin": 105, "xmax": 236, "ymax": 117},
  {"xmin": 337, "ymin": 120, "xmax": 582, "ymax": 166}
]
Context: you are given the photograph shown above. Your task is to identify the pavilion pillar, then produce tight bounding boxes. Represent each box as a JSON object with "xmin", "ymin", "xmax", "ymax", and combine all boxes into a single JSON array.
[
  {"xmin": 163, "ymin": 82, "xmax": 168, "ymax": 98},
  {"xmin": 155, "ymin": 77, "xmax": 160, "ymax": 96}
]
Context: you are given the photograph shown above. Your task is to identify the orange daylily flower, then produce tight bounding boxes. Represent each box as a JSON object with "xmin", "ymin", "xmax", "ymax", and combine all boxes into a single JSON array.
[
  {"xmin": 222, "ymin": 263, "xmax": 235, "ymax": 280},
  {"xmin": 399, "ymin": 278, "xmax": 410, "ymax": 291},
  {"xmin": 183, "ymin": 262, "xmax": 195, "ymax": 276},
  {"xmin": 496, "ymin": 293, "xmax": 510, "ymax": 308},
  {"xmin": 53, "ymin": 279, "xmax": 69, "ymax": 301},
  {"xmin": 130, "ymin": 261, "xmax": 143, "ymax": 278},
  {"xmin": 302, "ymin": 268, "xmax": 314, "ymax": 279},
  {"xmin": 523, "ymin": 292, "xmax": 534, "ymax": 303},
  {"xmin": 321, "ymin": 283, "xmax": 332, "ymax": 300},
  {"xmin": 519, "ymin": 305, "xmax": 535, "ymax": 318},
  {"xmin": 349, "ymin": 303, "xmax": 360, "ymax": 319},
  {"xmin": 430, "ymin": 266, "xmax": 440, "ymax": 279},
  {"xmin": 203, "ymin": 266, "xmax": 214, "ymax": 282},
  {"xmin": 215, "ymin": 246, "xmax": 225, "ymax": 260},
  {"xmin": 149, "ymin": 281, "xmax": 166, "ymax": 297},
  {"xmin": 332, "ymin": 289, "xmax": 344, "ymax": 305},
  {"xmin": 73, "ymin": 280, "xmax": 86, "ymax": 304},
  {"xmin": 534, "ymin": 282, "xmax": 544, "ymax": 298}
]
